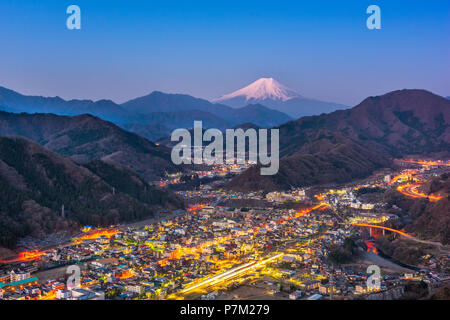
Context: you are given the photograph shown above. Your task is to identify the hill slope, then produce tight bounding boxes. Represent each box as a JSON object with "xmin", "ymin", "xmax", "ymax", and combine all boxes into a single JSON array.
[
  {"xmin": 227, "ymin": 130, "xmax": 390, "ymax": 191},
  {"xmin": 413, "ymin": 173, "xmax": 450, "ymax": 243},
  {"xmin": 0, "ymin": 136, "xmax": 183, "ymax": 248},
  {"xmin": 121, "ymin": 91, "xmax": 292, "ymax": 129},
  {"xmin": 0, "ymin": 86, "xmax": 129, "ymax": 122},
  {"xmin": 227, "ymin": 90, "xmax": 450, "ymax": 191},
  {"xmin": 384, "ymin": 173, "xmax": 450, "ymax": 244},
  {"xmin": 0, "ymin": 111, "xmax": 177, "ymax": 181},
  {"xmin": 119, "ymin": 105, "xmax": 290, "ymax": 141},
  {"xmin": 285, "ymin": 89, "xmax": 450, "ymax": 157}
]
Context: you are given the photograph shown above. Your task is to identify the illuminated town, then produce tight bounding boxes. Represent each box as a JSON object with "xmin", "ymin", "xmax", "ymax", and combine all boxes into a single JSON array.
[{"xmin": 0, "ymin": 159, "xmax": 449, "ymax": 300}]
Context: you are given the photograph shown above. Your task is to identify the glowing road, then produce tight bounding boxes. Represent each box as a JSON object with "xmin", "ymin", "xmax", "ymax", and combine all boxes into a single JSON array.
[
  {"xmin": 352, "ymin": 223, "xmax": 413, "ymax": 238},
  {"xmin": 180, "ymin": 253, "xmax": 283, "ymax": 294},
  {"xmin": 178, "ymin": 203, "xmax": 329, "ymax": 295},
  {"xmin": 0, "ymin": 250, "xmax": 46, "ymax": 264},
  {"xmin": 389, "ymin": 167, "xmax": 443, "ymax": 202},
  {"xmin": 397, "ymin": 183, "xmax": 443, "ymax": 202},
  {"xmin": 396, "ymin": 159, "xmax": 450, "ymax": 168}
]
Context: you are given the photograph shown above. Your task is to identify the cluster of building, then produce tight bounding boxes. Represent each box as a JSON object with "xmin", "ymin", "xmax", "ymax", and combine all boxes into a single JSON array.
[
  {"xmin": 156, "ymin": 163, "xmax": 249, "ymax": 187},
  {"xmin": 266, "ymin": 189, "xmax": 306, "ymax": 203},
  {"xmin": 0, "ymin": 160, "xmax": 448, "ymax": 300}
]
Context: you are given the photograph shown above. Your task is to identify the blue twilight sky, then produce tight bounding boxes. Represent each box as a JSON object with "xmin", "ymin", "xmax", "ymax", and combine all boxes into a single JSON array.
[{"xmin": 0, "ymin": 0, "xmax": 449, "ymax": 106}]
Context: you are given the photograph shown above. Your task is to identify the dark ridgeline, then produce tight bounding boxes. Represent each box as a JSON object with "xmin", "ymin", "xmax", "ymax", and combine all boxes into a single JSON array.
[
  {"xmin": 0, "ymin": 86, "xmax": 292, "ymax": 141},
  {"xmin": 0, "ymin": 88, "xmax": 448, "ymax": 248},
  {"xmin": 121, "ymin": 91, "xmax": 292, "ymax": 128},
  {"xmin": 0, "ymin": 136, "xmax": 184, "ymax": 249},
  {"xmin": 0, "ymin": 111, "xmax": 177, "ymax": 181},
  {"xmin": 227, "ymin": 89, "xmax": 450, "ymax": 192}
]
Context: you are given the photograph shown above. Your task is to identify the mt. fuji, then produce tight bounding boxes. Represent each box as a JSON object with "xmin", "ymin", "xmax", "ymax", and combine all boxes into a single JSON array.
[
  {"xmin": 214, "ymin": 78, "xmax": 300, "ymax": 102},
  {"xmin": 213, "ymin": 78, "xmax": 348, "ymax": 119}
]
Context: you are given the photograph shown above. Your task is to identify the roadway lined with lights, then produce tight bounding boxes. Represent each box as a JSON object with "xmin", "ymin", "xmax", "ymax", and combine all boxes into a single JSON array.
[
  {"xmin": 397, "ymin": 183, "xmax": 443, "ymax": 202},
  {"xmin": 351, "ymin": 223, "xmax": 412, "ymax": 238},
  {"xmin": 2, "ymin": 157, "xmax": 446, "ymax": 299},
  {"xmin": 180, "ymin": 253, "xmax": 283, "ymax": 294},
  {"xmin": 396, "ymin": 159, "xmax": 450, "ymax": 168},
  {"xmin": 389, "ymin": 164, "xmax": 444, "ymax": 202},
  {"xmin": 0, "ymin": 250, "xmax": 46, "ymax": 264},
  {"xmin": 178, "ymin": 203, "xmax": 329, "ymax": 295},
  {"xmin": 180, "ymin": 202, "xmax": 330, "ymax": 294}
]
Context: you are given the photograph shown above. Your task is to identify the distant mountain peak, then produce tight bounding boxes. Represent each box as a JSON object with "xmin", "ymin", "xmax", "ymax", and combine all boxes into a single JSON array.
[
  {"xmin": 212, "ymin": 78, "xmax": 346, "ymax": 118},
  {"xmin": 214, "ymin": 78, "xmax": 301, "ymax": 103}
]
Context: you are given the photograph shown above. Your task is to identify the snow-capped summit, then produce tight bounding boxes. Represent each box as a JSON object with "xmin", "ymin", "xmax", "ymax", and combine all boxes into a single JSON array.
[
  {"xmin": 212, "ymin": 77, "xmax": 347, "ymax": 119},
  {"xmin": 213, "ymin": 78, "xmax": 301, "ymax": 103}
]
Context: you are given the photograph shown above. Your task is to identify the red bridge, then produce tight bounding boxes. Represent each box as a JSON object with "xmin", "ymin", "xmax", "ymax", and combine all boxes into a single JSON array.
[{"xmin": 352, "ymin": 223, "xmax": 412, "ymax": 238}]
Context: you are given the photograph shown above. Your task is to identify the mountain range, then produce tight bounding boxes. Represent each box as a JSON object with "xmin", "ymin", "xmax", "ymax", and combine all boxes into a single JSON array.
[
  {"xmin": 0, "ymin": 111, "xmax": 178, "ymax": 181},
  {"xmin": 0, "ymin": 85, "xmax": 448, "ymax": 247},
  {"xmin": 121, "ymin": 91, "xmax": 291, "ymax": 140},
  {"xmin": 227, "ymin": 89, "xmax": 450, "ymax": 191},
  {"xmin": 0, "ymin": 85, "xmax": 292, "ymax": 141},
  {"xmin": 213, "ymin": 78, "xmax": 348, "ymax": 118},
  {"xmin": 0, "ymin": 79, "xmax": 351, "ymax": 141},
  {"xmin": 0, "ymin": 136, "xmax": 183, "ymax": 248}
]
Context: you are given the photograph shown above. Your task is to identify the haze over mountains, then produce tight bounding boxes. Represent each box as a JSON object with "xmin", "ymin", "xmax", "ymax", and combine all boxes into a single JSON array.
[
  {"xmin": 0, "ymin": 85, "xmax": 292, "ymax": 141},
  {"xmin": 121, "ymin": 91, "xmax": 291, "ymax": 139},
  {"xmin": 0, "ymin": 78, "xmax": 351, "ymax": 141},
  {"xmin": 213, "ymin": 78, "xmax": 348, "ymax": 118}
]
